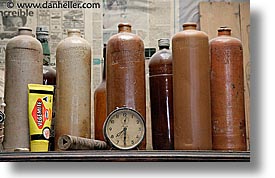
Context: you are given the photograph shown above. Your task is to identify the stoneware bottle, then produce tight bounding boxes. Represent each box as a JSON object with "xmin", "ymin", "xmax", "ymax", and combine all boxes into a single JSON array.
[
  {"xmin": 4, "ymin": 27, "xmax": 43, "ymax": 151},
  {"xmin": 149, "ymin": 38, "xmax": 174, "ymax": 150},
  {"xmin": 94, "ymin": 44, "xmax": 107, "ymax": 141},
  {"xmin": 106, "ymin": 23, "xmax": 146, "ymax": 149},
  {"xmin": 55, "ymin": 29, "xmax": 91, "ymax": 150},
  {"xmin": 210, "ymin": 27, "xmax": 247, "ymax": 151},
  {"xmin": 172, "ymin": 22, "xmax": 212, "ymax": 150}
]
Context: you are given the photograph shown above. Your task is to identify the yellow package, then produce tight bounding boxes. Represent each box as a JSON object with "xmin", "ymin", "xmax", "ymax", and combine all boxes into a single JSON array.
[{"xmin": 28, "ymin": 84, "xmax": 54, "ymax": 152}]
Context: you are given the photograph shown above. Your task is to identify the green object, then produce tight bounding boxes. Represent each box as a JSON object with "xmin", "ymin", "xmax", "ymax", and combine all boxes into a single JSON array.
[
  {"xmin": 36, "ymin": 26, "xmax": 51, "ymax": 65},
  {"xmin": 93, "ymin": 58, "xmax": 101, "ymax": 65}
]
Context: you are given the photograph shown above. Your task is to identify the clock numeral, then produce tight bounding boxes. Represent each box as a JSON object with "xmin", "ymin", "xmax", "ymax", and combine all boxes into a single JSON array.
[
  {"xmin": 131, "ymin": 140, "xmax": 134, "ymax": 145},
  {"xmin": 132, "ymin": 114, "xmax": 134, "ymax": 118},
  {"xmin": 116, "ymin": 140, "xmax": 119, "ymax": 144},
  {"xmin": 136, "ymin": 120, "xmax": 140, "ymax": 124},
  {"xmin": 110, "ymin": 135, "xmax": 114, "ymax": 139},
  {"xmin": 109, "ymin": 127, "xmax": 112, "ymax": 131},
  {"xmin": 138, "ymin": 127, "xmax": 142, "ymax": 131},
  {"xmin": 136, "ymin": 135, "xmax": 139, "ymax": 138},
  {"xmin": 110, "ymin": 119, "xmax": 114, "ymax": 124},
  {"xmin": 123, "ymin": 112, "xmax": 127, "ymax": 117},
  {"xmin": 115, "ymin": 114, "xmax": 119, "ymax": 118}
]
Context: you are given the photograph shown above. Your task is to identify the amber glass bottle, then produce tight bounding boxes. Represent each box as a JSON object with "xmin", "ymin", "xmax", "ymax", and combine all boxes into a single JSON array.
[
  {"xmin": 149, "ymin": 38, "xmax": 174, "ymax": 150},
  {"xmin": 210, "ymin": 27, "xmax": 247, "ymax": 151},
  {"xmin": 4, "ymin": 27, "xmax": 43, "ymax": 151},
  {"xmin": 94, "ymin": 44, "xmax": 107, "ymax": 141},
  {"xmin": 55, "ymin": 29, "xmax": 91, "ymax": 150},
  {"xmin": 106, "ymin": 23, "xmax": 146, "ymax": 149},
  {"xmin": 172, "ymin": 22, "xmax": 212, "ymax": 150}
]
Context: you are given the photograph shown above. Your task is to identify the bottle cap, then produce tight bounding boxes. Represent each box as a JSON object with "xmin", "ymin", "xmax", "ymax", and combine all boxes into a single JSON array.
[
  {"xmin": 158, "ymin": 38, "xmax": 170, "ymax": 47},
  {"xmin": 36, "ymin": 26, "xmax": 49, "ymax": 35}
]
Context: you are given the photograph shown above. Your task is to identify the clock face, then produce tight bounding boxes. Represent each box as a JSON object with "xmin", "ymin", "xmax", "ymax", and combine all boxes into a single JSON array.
[{"xmin": 103, "ymin": 108, "xmax": 145, "ymax": 150}]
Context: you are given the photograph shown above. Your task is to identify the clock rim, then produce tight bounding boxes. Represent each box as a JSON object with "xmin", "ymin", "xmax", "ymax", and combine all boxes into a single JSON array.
[{"xmin": 103, "ymin": 107, "xmax": 146, "ymax": 150}]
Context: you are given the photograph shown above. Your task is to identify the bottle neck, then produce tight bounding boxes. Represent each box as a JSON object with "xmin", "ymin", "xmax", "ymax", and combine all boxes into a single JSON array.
[
  {"xmin": 217, "ymin": 27, "xmax": 232, "ymax": 36},
  {"xmin": 18, "ymin": 27, "xmax": 33, "ymax": 36},
  {"xmin": 37, "ymin": 34, "xmax": 50, "ymax": 65},
  {"xmin": 118, "ymin": 23, "xmax": 132, "ymax": 33},
  {"xmin": 102, "ymin": 59, "xmax": 106, "ymax": 80},
  {"xmin": 159, "ymin": 46, "xmax": 169, "ymax": 50},
  {"xmin": 218, "ymin": 30, "xmax": 231, "ymax": 36},
  {"xmin": 183, "ymin": 23, "xmax": 197, "ymax": 30},
  {"xmin": 68, "ymin": 29, "xmax": 81, "ymax": 37},
  {"xmin": 102, "ymin": 44, "xmax": 106, "ymax": 80}
]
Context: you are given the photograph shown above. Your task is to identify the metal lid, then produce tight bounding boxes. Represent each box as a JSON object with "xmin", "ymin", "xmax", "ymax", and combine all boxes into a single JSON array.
[
  {"xmin": 36, "ymin": 26, "xmax": 49, "ymax": 35},
  {"xmin": 158, "ymin": 38, "xmax": 170, "ymax": 47}
]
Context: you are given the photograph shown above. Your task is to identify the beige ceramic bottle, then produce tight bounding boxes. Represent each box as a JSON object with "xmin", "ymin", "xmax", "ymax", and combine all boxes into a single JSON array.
[
  {"xmin": 4, "ymin": 27, "xmax": 43, "ymax": 151},
  {"xmin": 55, "ymin": 29, "xmax": 91, "ymax": 150}
]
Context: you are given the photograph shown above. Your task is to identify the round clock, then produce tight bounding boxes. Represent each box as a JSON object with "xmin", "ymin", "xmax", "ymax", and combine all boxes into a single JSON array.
[{"xmin": 103, "ymin": 107, "xmax": 145, "ymax": 150}]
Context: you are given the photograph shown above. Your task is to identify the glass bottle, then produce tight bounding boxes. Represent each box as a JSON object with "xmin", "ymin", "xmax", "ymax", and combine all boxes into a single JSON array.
[
  {"xmin": 94, "ymin": 44, "xmax": 107, "ymax": 141},
  {"xmin": 149, "ymin": 38, "xmax": 174, "ymax": 150}
]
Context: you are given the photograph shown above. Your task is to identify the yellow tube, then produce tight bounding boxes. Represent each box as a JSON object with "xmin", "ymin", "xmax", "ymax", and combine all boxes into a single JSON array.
[{"xmin": 28, "ymin": 84, "xmax": 54, "ymax": 152}]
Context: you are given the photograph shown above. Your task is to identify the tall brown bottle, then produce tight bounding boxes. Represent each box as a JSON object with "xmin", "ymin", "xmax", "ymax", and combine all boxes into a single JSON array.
[
  {"xmin": 4, "ymin": 27, "xmax": 43, "ymax": 151},
  {"xmin": 172, "ymin": 22, "xmax": 212, "ymax": 150},
  {"xmin": 107, "ymin": 23, "xmax": 146, "ymax": 149},
  {"xmin": 36, "ymin": 26, "xmax": 57, "ymax": 151},
  {"xmin": 149, "ymin": 38, "xmax": 174, "ymax": 150},
  {"xmin": 55, "ymin": 29, "xmax": 91, "ymax": 150},
  {"xmin": 210, "ymin": 27, "xmax": 247, "ymax": 151},
  {"xmin": 94, "ymin": 44, "xmax": 107, "ymax": 141}
]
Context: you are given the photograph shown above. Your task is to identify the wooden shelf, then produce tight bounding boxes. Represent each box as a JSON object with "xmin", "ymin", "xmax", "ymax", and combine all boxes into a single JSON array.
[{"xmin": 0, "ymin": 150, "xmax": 250, "ymax": 162}]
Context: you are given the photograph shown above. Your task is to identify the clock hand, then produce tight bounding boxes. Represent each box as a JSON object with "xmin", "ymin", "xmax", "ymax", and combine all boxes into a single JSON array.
[
  {"xmin": 116, "ymin": 129, "xmax": 124, "ymax": 137},
  {"xmin": 123, "ymin": 127, "xmax": 127, "ymax": 146}
]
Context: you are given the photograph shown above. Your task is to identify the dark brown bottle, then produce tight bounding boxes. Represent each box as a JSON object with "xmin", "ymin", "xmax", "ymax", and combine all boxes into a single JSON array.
[
  {"xmin": 36, "ymin": 26, "xmax": 56, "ymax": 86},
  {"xmin": 106, "ymin": 23, "xmax": 146, "ymax": 149},
  {"xmin": 172, "ymin": 22, "xmax": 212, "ymax": 150},
  {"xmin": 36, "ymin": 26, "xmax": 56, "ymax": 151},
  {"xmin": 94, "ymin": 44, "xmax": 107, "ymax": 141},
  {"xmin": 210, "ymin": 27, "xmax": 247, "ymax": 151},
  {"xmin": 55, "ymin": 29, "xmax": 92, "ymax": 150},
  {"xmin": 149, "ymin": 38, "xmax": 174, "ymax": 150},
  {"xmin": 4, "ymin": 27, "xmax": 43, "ymax": 151}
]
